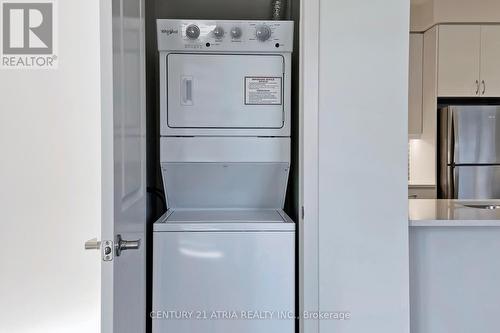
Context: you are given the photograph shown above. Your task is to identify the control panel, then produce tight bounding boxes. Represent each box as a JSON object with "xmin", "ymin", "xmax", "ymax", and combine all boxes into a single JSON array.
[{"xmin": 157, "ymin": 20, "xmax": 294, "ymax": 52}]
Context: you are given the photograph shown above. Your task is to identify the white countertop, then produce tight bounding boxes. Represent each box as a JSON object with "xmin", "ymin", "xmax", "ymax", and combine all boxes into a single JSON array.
[{"xmin": 409, "ymin": 199, "xmax": 500, "ymax": 227}]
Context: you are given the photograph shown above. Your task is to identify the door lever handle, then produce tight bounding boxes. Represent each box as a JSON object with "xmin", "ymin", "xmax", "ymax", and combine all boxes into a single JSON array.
[
  {"xmin": 85, "ymin": 236, "xmax": 140, "ymax": 257},
  {"xmin": 115, "ymin": 234, "xmax": 141, "ymax": 256}
]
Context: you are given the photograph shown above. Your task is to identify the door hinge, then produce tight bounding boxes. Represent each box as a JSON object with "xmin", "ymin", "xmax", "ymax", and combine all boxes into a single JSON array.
[{"xmin": 301, "ymin": 206, "xmax": 305, "ymax": 219}]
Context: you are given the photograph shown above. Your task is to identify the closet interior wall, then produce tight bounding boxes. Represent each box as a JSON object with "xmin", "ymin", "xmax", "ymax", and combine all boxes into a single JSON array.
[{"xmin": 145, "ymin": 0, "xmax": 301, "ymax": 223}]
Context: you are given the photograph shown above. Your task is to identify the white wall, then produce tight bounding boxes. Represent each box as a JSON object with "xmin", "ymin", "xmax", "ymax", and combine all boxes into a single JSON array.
[
  {"xmin": 317, "ymin": 0, "xmax": 410, "ymax": 333},
  {"xmin": 411, "ymin": 0, "xmax": 500, "ymax": 31},
  {"xmin": 435, "ymin": 0, "xmax": 500, "ymax": 24},
  {"xmin": 300, "ymin": 0, "xmax": 320, "ymax": 332},
  {"xmin": 0, "ymin": 1, "xmax": 101, "ymax": 332}
]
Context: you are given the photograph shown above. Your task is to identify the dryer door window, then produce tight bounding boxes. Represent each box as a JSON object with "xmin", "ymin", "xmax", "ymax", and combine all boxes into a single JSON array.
[{"xmin": 167, "ymin": 54, "xmax": 285, "ymax": 129}]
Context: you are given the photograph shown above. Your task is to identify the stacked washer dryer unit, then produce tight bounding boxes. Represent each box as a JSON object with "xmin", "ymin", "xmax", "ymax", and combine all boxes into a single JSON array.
[{"xmin": 153, "ymin": 20, "xmax": 295, "ymax": 333}]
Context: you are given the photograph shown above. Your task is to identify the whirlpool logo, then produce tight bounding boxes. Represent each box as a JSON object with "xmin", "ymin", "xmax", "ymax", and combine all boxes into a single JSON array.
[
  {"xmin": 1, "ymin": 0, "xmax": 58, "ymax": 69},
  {"xmin": 162, "ymin": 28, "xmax": 178, "ymax": 36}
]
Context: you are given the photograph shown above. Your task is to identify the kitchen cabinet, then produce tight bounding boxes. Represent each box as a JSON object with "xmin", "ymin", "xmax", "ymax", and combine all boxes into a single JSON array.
[
  {"xmin": 408, "ymin": 185, "xmax": 436, "ymax": 199},
  {"xmin": 480, "ymin": 26, "xmax": 500, "ymax": 97},
  {"xmin": 438, "ymin": 25, "xmax": 481, "ymax": 97},
  {"xmin": 409, "ymin": 33, "xmax": 423, "ymax": 137},
  {"xmin": 438, "ymin": 24, "xmax": 500, "ymax": 97},
  {"xmin": 407, "ymin": 27, "xmax": 437, "ymax": 187}
]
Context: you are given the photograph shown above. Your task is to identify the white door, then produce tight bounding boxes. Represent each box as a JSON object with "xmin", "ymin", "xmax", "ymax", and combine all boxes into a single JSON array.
[
  {"xmin": 167, "ymin": 54, "xmax": 285, "ymax": 128},
  {"xmin": 480, "ymin": 25, "xmax": 500, "ymax": 97},
  {"xmin": 437, "ymin": 25, "xmax": 481, "ymax": 97},
  {"xmin": 97, "ymin": 0, "xmax": 147, "ymax": 331}
]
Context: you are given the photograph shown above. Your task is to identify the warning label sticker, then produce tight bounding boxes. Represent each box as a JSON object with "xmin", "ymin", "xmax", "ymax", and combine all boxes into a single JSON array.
[{"xmin": 245, "ymin": 77, "xmax": 282, "ymax": 105}]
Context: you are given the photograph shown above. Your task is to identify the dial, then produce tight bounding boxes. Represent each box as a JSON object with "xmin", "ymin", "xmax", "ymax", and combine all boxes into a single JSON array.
[
  {"xmin": 230, "ymin": 26, "xmax": 242, "ymax": 39},
  {"xmin": 213, "ymin": 26, "xmax": 225, "ymax": 39},
  {"xmin": 185, "ymin": 24, "xmax": 200, "ymax": 39},
  {"xmin": 255, "ymin": 25, "xmax": 272, "ymax": 41}
]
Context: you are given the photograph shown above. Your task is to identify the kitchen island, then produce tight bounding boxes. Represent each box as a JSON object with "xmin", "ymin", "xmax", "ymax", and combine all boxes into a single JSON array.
[
  {"xmin": 409, "ymin": 199, "xmax": 500, "ymax": 226},
  {"xmin": 409, "ymin": 199, "xmax": 500, "ymax": 333}
]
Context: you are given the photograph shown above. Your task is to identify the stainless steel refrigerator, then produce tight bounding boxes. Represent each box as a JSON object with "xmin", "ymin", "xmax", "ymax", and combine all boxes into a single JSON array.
[{"xmin": 438, "ymin": 106, "xmax": 500, "ymax": 199}]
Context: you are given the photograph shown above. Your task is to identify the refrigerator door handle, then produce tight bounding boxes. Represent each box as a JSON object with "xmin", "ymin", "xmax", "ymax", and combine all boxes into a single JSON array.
[
  {"xmin": 446, "ymin": 166, "xmax": 455, "ymax": 199},
  {"xmin": 452, "ymin": 167, "xmax": 459, "ymax": 199},
  {"xmin": 449, "ymin": 108, "xmax": 455, "ymax": 165}
]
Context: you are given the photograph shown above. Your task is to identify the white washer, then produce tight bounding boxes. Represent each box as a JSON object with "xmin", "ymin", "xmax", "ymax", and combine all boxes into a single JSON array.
[
  {"xmin": 153, "ymin": 136, "xmax": 296, "ymax": 332},
  {"xmin": 153, "ymin": 209, "xmax": 295, "ymax": 333}
]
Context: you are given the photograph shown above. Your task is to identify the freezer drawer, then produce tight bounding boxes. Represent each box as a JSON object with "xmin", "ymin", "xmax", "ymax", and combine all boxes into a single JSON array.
[
  {"xmin": 153, "ymin": 231, "xmax": 295, "ymax": 333},
  {"xmin": 166, "ymin": 53, "xmax": 285, "ymax": 129},
  {"xmin": 454, "ymin": 165, "xmax": 500, "ymax": 199}
]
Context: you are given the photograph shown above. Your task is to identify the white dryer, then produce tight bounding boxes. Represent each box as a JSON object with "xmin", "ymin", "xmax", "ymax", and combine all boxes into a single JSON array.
[
  {"xmin": 157, "ymin": 19, "xmax": 293, "ymax": 137},
  {"xmin": 153, "ymin": 19, "xmax": 295, "ymax": 333}
]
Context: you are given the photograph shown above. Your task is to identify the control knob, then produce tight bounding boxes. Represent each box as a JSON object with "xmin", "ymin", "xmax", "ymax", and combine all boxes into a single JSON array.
[
  {"xmin": 186, "ymin": 24, "xmax": 200, "ymax": 39},
  {"xmin": 255, "ymin": 25, "xmax": 272, "ymax": 41},
  {"xmin": 213, "ymin": 26, "xmax": 225, "ymax": 38},
  {"xmin": 231, "ymin": 26, "xmax": 242, "ymax": 39}
]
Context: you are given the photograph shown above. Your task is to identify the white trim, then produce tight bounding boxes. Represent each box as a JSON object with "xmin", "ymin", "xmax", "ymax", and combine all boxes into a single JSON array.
[
  {"xmin": 99, "ymin": 0, "xmax": 114, "ymax": 331},
  {"xmin": 299, "ymin": 0, "xmax": 320, "ymax": 332}
]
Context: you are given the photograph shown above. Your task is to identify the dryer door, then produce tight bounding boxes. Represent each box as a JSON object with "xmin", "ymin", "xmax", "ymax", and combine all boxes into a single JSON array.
[{"xmin": 167, "ymin": 54, "xmax": 285, "ymax": 129}]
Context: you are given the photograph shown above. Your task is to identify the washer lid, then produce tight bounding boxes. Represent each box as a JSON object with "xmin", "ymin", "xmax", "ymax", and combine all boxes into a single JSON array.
[
  {"xmin": 153, "ymin": 209, "xmax": 295, "ymax": 232},
  {"xmin": 160, "ymin": 137, "xmax": 291, "ymax": 210},
  {"xmin": 162, "ymin": 162, "xmax": 290, "ymax": 209}
]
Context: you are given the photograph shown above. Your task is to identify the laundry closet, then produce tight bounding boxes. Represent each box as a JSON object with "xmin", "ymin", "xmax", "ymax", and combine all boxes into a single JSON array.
[{"xmin": 144, "ymin": 1, "xmax": 302, "ymax": 332}]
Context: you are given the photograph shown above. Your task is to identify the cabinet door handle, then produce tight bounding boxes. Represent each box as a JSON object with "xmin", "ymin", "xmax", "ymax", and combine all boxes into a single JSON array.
[
  {"xmin": 475, "ymin": 80, "xmax": 480, "ymax": 95},
  {"xmin": 481, "ymin": 80, "xmax": 486, "ymax": 95}
]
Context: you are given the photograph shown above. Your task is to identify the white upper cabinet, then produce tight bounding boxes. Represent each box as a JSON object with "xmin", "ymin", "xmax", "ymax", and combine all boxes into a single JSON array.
[
  {"xmin": 480, "ymin": 25, "xmax": 500, "ymax": 97},
  {"xmin": 409, "ymin": 33, "xmax": 423, "ymax": 137},
  {"xmin": 438, "ymin": 25, "xmax": 481, "ymax": 97},
  {"xmin": 437, "ymin": 24, "xmax": 500, "ymax": 97}
]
